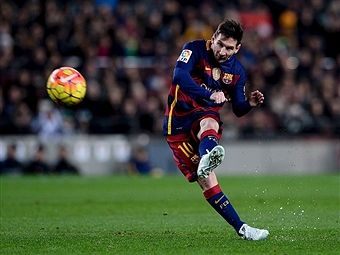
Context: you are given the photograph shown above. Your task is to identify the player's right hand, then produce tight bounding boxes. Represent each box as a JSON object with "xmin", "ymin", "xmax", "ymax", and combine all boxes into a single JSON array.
[{"xmin": 210, "ymin": 91, "xmax": 227, "ymax": 104}]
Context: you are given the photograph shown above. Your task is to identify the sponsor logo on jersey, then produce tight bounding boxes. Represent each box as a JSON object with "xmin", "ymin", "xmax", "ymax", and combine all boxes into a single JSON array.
[
  {"xmin": 222, "ymin": 73, "xmax": 233, "ymax": 84},
  {"xmin": 200, "ymin": 83, "xmax": 219, "ymax": 94},
  {"xmin": 177, "ymin": 49, "xmax": 192, "ymax": 63}
]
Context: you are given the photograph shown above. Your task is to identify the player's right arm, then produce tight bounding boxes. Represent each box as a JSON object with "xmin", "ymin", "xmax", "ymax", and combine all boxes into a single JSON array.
[{"xmin": 173, "ymin": 42, "xmax": 213, "ymax": 101}]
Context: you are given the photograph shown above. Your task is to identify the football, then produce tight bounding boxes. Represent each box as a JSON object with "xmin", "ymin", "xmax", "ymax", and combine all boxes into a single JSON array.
[{"xmin": 46, "ymin": 67, "xmax": 87, "ymax": 106}]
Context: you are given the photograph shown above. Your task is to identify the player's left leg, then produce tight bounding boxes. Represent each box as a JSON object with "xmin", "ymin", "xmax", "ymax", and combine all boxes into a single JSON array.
[
  {"xmin": 196, "ymin": 117, "xmax": 224, "ymax": 178},
  {"xmin": 197, "ymin": 145, "xmax": 225, "ymax": 178},
  {"xmin": 197, "ymin": 172, "xmax": 269, "ymax": 240}
]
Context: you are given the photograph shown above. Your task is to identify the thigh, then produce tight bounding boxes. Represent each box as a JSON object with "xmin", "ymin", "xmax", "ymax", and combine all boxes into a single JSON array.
[{"xmin": 166, "ymin": 136, "xmax": 200, "ymax": 182}]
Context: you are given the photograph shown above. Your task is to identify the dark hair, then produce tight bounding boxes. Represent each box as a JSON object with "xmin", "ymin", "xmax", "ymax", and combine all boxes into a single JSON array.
[{"xmin": 214, "ymin": 19, "xmax": 243, "ymax": 45}]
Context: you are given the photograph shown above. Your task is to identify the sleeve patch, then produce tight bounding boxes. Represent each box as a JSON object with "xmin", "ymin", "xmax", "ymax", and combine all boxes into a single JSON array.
[{"xmin": 177, "ymin": 49, "xmax": 192, "ymax": 63}]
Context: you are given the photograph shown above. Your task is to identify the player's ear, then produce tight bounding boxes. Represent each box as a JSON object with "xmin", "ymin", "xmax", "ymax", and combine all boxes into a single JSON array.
[
  {"xmin": 211, "ymin": 31, "xmax": 217, "ymax": 42},
  {"xmin": 235, "ymin": 43, "xmax": 241, "ymax": 54}
]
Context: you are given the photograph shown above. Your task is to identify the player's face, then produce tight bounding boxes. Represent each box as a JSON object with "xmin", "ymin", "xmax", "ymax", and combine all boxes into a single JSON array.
[{"xmin": 211, "ymin": 34, "xmax": 241, "ymax": 63}]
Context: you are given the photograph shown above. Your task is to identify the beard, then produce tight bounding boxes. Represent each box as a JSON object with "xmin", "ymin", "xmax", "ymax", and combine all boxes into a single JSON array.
[{"xmin": 215, "ymin": 53, "xmax": 228, "ymax": 62}]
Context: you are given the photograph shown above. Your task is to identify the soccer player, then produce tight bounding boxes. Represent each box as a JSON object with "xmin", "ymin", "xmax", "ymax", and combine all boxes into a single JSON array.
[{"xmin": 163, "ymin": 19, "xmax": 269, "ymax": 240}]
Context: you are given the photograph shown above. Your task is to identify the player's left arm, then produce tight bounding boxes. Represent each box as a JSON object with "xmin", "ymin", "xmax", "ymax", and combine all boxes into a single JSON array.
[{"xmin": 231, "ymin": 74, "xmax": 264, "ymax": 117}]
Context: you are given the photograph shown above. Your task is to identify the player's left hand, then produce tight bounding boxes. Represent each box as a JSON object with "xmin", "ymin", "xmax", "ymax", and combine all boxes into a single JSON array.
[{"xmin": 249, "ymin": 90, "xmax": 264, "ymax": 107}]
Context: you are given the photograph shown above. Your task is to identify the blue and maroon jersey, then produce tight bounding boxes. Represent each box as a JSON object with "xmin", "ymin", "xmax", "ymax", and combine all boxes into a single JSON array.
[{"xmin": 163, "ymin": 40, "xmax": 252, "ymax": 136}]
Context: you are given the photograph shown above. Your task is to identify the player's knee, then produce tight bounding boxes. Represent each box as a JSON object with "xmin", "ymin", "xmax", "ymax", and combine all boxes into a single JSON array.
[
  {"xmin": 197, "ymin": 172, "xmax": 219, "ymax": 191},
  {"xmin": 198, "ymin": 118, "xmax": 219, "ymax": 139},
  {"xmin": 200, "ymin": 118, "xmax": 219, "ymax": 131}
]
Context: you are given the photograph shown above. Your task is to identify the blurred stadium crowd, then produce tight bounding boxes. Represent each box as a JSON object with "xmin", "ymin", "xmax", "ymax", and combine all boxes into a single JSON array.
[{"xmin": 0, "ymin": 0, "xmax": 339, "ymax": 139}]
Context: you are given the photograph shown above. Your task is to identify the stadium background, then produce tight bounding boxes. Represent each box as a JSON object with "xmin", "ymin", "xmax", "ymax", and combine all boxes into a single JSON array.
[{"xmin": 0, "ymin": 0, "xmax": 339, "ymax": 175}]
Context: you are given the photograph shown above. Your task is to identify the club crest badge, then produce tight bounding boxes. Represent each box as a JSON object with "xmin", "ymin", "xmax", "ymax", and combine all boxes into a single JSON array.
[
  {"xmin": 222, "ymin": 73, "xmax": 233, "ymax": 84},
  {"xmin": 190, "ymin": 154, "xmax": 200, "ymax": 164},
  {"xmin": 177, "ymin": 49, "xmax": 192, "ymax": 63},
  {"xmin": 212, "ymin": 68, "xmax": 221, "ymax": 81}
]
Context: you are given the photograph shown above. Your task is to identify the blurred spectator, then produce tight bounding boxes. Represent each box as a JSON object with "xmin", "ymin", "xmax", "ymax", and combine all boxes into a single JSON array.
[
  {"xmin": 128, "ymin": 146, "xmax": 152, "ymax": 175},
  {"xmin": 52, "ymin": 144, "xmax": 80, "ymax": 175},
  {"xmin": 24, "ymin": 144, "xmax": 51, "ymax": 174},
  {"xmin": 0, "ymin": 0, "xmax": 339, "ymax": 139},
  {"xmin": 31, "ymin": 100, "xmax": 64, "ymax": 139},
  {"xmin": 0, "ymin": 143, "xmax": 23, "ymax": 175}
]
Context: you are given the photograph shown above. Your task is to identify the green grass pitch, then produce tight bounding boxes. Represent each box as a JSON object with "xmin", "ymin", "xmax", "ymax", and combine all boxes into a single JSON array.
[{"xmin": 1, "ymin": 174, "xmax": 339, "ymax": 254}]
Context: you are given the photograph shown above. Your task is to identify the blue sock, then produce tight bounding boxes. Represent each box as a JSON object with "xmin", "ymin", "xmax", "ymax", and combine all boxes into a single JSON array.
[
  {"xmin": 199, "ymin": 134, "xmax": 218, "ymax": 157},
  {"xmin": 204, "ymin": 185, "xmax": 244, "ymax": 233}
]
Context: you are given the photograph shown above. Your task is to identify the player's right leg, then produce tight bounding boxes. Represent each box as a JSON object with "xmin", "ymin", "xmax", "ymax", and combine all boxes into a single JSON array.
[
  {"xmin": 166, "ymin": 135, "xmax": 269, "ymax": 240},
  {"xmin": 198, "ymin": 172, "xmax": 269, "ymax": 241},
  {"xmin": 238, "ymin": 223, "xmax": 269, "ymax": 241}
]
